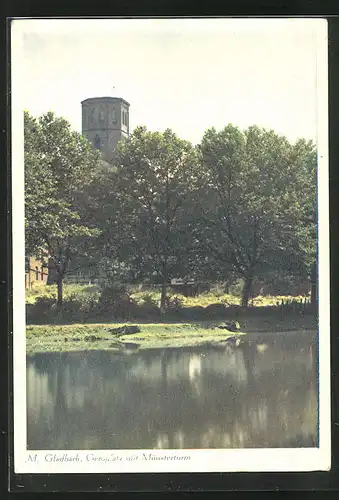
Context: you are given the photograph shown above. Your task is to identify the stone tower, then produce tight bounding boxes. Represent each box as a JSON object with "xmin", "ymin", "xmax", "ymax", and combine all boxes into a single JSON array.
[{"xmin": 81, "ymin": 96, "xmax": 130, "ymax": 163}]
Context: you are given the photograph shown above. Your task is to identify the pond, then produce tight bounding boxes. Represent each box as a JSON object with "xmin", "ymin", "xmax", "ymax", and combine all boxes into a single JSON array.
[{"xmin": 27, "ymin": 336, "xmax": 318, "ymax": 450}]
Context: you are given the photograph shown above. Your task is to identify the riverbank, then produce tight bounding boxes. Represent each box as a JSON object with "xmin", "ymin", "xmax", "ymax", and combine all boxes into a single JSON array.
[{"xmin": 26, "ymin": 314, "xmax": 317, "ymax": 354}]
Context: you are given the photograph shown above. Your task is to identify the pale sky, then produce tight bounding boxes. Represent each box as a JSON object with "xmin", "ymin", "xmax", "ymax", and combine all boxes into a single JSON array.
[{"xmin": 12, "ymin": 18, "xmax": 326, "ymax": 145}]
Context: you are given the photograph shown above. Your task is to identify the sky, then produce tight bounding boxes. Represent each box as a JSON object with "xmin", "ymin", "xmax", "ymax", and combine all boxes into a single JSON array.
[{"xmin": 12, "ymin": 18, "xmax": 326, "ymax": 145}]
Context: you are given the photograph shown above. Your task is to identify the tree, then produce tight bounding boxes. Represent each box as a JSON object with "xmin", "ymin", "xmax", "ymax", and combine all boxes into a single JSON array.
[
  {"xmin": 197, "ymin": 125, "xmax": 316, "ymax": 307},
  {"xmin": 64, "ymin": 158, "xmax": 122, "ymax": 285},
  {"xmin": 110, "ymin": 126, "xmax": 201, "ymax": 312},
  {"xmin": 24, "ymin": 111, "xmax": 101, "ymax": 306}
]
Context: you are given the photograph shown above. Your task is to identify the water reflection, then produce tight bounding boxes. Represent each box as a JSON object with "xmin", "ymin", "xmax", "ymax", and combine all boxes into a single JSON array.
[{"xmin": 27, "ymin": 339, "xmax": 318, "ymax": 450}]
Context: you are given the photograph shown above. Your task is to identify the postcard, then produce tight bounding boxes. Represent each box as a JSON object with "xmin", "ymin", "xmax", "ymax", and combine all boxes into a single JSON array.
[{"xmin": 11, "ymin": 17, "xmax": 330, "ymax": 475}]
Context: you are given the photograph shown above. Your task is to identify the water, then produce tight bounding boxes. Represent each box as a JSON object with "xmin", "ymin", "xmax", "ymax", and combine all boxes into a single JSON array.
[{"xmin": 27, "ymin": 338, "xmax": 318, "ymax": 450}]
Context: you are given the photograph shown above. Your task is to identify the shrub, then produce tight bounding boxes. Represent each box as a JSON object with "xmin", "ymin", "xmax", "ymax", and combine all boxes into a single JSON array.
[
  {"xmin": 141, "ymin": 292, "xmax": 159, "ymax": 308},
  {"xmin": 59, "ymin": 295, "xmax": 83, "ymax": 321},
  {"xmin": 55, "ymin": 293, "xmax": 99, "ymax": 322},
  {"xmin": 165, "ymin": 295, "xmax": 183, "ymax": 313},
  {"xmin": 210, "ymin": 284, "xmax": 226, "ymax": 298},
  {"xmin": 136, "ymin": 302, "xmax": 160, "ymax": 319},
  {"xmin": 204, "ymin": 303, "xmax": 228, "ymax": 318},
  {"xmin": 177, "ymin": 305, "xmax": 206, "ymax": 320},
  {"xmin": 98, "ymin": 285, "xmax": 138, "ymax": 320},
  {"xmin": 26, "ymin": 297, "xmax": 56, "ymax": 324},
  {"xmin": 228, "ymin": 279, "xmax": 244, "ymax": 297}
]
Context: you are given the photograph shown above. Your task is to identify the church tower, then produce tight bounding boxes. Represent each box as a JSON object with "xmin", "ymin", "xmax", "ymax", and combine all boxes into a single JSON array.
[{"xmin": 81, "ymin": 96, "xmax": 130, "ymax": 164}]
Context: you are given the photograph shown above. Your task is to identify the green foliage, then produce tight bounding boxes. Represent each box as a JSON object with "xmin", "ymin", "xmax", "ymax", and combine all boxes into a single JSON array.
[
  {"xmin": 26, "ymin": 284, "xmax": 101, "ymax": 324},
  {"xmin": 97, "ymin": 284, "xmax": 137, "ymax": 320},
  {"xmin": 196, "ymin": 125, "xmax": 316, "ymax": 307},
  {"xmin": 165, "ymin": 295, "xmax": 184, "ymax": 313},
  {"xmin": 26, "ymin": 317, "xmax": 317, "ymax": 354},
  {"xmin": 26, "ymin": 284, "xmax": 311, "ymax": 325},
  {"xmin": 138, "ymin": 292, "xmax": 159, "ymax": 308},
  {"xmin": 26, "ymin": 283, "xmax": 100, "ymax": 304},
  {"xmin": 110, "ymin": 126, "xmax": 202, "ymax": 309},
  {"xmin": 24, "ymin": 111, "xmax": 316, "ymax": 316},
  {"xmin": 24, "ymin": 111, "xmax": 101, "ymax": 305}
]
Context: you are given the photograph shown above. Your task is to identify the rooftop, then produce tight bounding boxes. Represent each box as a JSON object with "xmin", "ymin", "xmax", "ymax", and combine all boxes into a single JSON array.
[{"xmin": 81, "ymin": 96, "xmax": 130, "ymax": 107}]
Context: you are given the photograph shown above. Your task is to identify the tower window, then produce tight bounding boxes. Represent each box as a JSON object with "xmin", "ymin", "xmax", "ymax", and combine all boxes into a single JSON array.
[
  {"xmin": 122, "ymin": 110, "xmax": 128, "ymax": 126},
  {"xmin": 111, "ymin": 107, "xmax": 117, "ymax": 123}
]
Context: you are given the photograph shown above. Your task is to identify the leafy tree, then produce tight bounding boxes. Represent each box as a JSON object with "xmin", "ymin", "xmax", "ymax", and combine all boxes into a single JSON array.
[
  {"xmin": 110, "ymin": 126, "xmax": 201, "ymax": 312},
  {"xmin": 197, "ymin": 125, "xmax": 316, "ymax": 307},
  {"xmin": 24, "ymin": 111, "xmax": 101, "ymax": 306},
  {"xmin": 64, "ymin": 159, "xmax": 121, "ymax": 285}
]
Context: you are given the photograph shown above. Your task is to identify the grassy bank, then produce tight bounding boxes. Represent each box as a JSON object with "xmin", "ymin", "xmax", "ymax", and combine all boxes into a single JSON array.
[
  {"xmin": 26, "ymin": 314, "xmax": 317, "ymax": 354},
  {"xmin": 26, "ymin": 322, "xmax": 240, "ymax": 353},
  {"xmin": 25, "ymin": 283, "xmax": 316, "ymax": 353},
  {"xmin": 26, "ymin": 283, "xmax": 313, "ymax": 325},
  {"xmin": 26, "ymin": 282, "xmax": 310, "ymax": 308}
]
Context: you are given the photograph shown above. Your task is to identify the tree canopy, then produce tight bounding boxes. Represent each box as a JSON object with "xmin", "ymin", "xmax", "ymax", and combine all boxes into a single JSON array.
[
  {"xmin": 110, "ymin": 126, "xmax": 202, "ymax": 311},
  {"xmin": 24, "ymin": 111, "xmax": 316, "ymax": 310},
  {"xmin": 24, "ymin": 111, "xmax": 101, "ymax": 305},
  {"xmin": 196, "ymin": 125, "xmax": 316, "ymax": 306}
]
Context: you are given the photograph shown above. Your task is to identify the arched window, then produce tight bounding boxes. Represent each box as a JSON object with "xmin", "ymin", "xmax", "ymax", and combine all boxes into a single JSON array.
[{"xmin": 35, "ymin": 266, "xmax": 39, "ymax": 280}]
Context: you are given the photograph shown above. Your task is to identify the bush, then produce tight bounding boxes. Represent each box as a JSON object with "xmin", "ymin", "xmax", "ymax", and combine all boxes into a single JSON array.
[
  {"xmin": 55, "ymin": 293, "xmax": 99, "ymax": 322},
  {"xmin": 177, "ymin": 305, "xmax": 206, "ymax": 320},
  {"xmin": 26, "ymin": 285, "xmax": 101, "ymax": 324},
  {"xmin": 25, "ymin": 281, "xmax": 313, "ymax": 324},
  {"xmin": 140, "ymin": 292, "xmax": 159, "ymax": 308},
  {"xmin": 210, "ymin": 284, "xmax": 226, "ymax": 298},
  {"xmin": 204, "ymin": 303, "xmax": 228, "ymax": 318},
  {"xmin": 26, "ymin": 297, "xmax": 56, "ymax": 324},
  {"xmin": 137, "ymin": 303, "xmax": 160, "ymax": 319},
  {"xmin": 165, "ymin": 295, "xmax": 183, "ymax": 313},
  {"xmin": 98, "ymin": 285, "xmax": 138, "ymax": 320},
  {"xmin": 228, "ymin": 279, "xmax": 244, "ymax": 297}
]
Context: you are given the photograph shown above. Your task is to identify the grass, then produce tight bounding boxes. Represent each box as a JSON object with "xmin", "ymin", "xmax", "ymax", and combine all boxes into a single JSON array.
[
  {"xmin": 26, "ymin": 322, "xmax": 243, "ymax": 353},
  {"xmin": 26, "ymin": 282, "xmax": 310, "ymax": 308},
  {"xmin": 26, "ymin": 315, "xmax": 317, "ymax": 354},
  {"xmin": 26, "ymin": 323, "xmax": 119, "ymax": 354},
  {"xmin": 26, "ymin": 283, "xmax": 312, "ymax": 327},
  {"xmin": 25, "ymin": 282, "xmax": 100, "ymax": 305},
  {"xmin": 131, "ymin": 289, "xmax": 309, "ymax": 308},
  {"xmin": 25, "ymin": 283, "xmax": 316, "ymax": 353}
]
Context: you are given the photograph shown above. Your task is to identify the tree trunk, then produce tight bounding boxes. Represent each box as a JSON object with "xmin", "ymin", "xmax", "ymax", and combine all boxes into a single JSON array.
[
  {"xmin": 160, "ymin": 281, "xmax": 167, "ymax": 315},
  {"xmin": 241, "ymin": 274, "xmax": 253, "ymax": 309},
  {"xmin": 160, "ymin": 262, "xmax": 168, "ymax": 315},
  {"xmin": 47, "ymin": 258, "xmax": 57, "ymax": 285},
  {"xmin": 57, "ymin": 274, "xmax": 63, "ymax": 308}
]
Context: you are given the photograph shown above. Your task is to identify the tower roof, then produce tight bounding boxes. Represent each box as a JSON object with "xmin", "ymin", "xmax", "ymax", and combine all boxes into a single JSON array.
[{"xmin": 81, "ymin": 96, "xmax": 130, "ymax": 107}]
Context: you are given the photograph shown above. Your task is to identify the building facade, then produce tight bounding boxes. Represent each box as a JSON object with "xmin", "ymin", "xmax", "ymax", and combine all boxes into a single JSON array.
[
  {"xmin": 81, "ymin": 96, "xmax": 130, "ymax": 164},
  {"xmin": 25, "ymin": 256, "xmax": 48, "ymax": 289}
]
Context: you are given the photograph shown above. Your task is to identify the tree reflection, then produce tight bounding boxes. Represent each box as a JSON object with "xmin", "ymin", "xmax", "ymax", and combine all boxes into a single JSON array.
[{"xmin": 27, "ymin": 340, "xmax": 318, "ymax": 450}]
